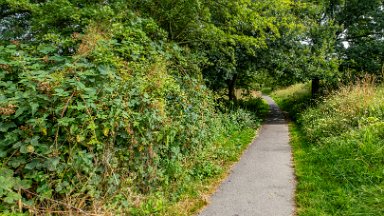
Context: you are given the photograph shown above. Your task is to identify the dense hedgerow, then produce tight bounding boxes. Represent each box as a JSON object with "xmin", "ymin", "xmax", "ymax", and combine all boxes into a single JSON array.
[
  {"xmin": 0, "ymin": 15, "xmax": 262, "ymax": 214},
  {"xmin": 273, "ymin": 80, "xmax": 384, "ymax": 215}
]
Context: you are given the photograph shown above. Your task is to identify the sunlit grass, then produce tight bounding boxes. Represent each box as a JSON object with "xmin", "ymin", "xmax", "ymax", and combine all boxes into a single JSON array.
[
  {"xmin": 275, "ymin": 80, "xmax": 384, "ymax": 216},
  {"xmin": 271, "ymin": 82, "xmax": 312, "ymax": 120}
]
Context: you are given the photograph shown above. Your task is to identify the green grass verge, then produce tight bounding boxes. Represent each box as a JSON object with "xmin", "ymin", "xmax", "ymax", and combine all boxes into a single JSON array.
[
  {"xmin": 275, "ymin": 82, "xmax": 384, "ymax": 216},
  {"xmin": 290, "ymin": 123, "xmax": 384, "ymax": 216}
]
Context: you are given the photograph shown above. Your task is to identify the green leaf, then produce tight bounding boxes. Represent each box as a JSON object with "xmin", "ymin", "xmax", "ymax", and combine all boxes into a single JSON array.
[
  {"xmin": 8, "ymin": 157, "xmax": 26, "ymax": 168},
  {"xmin": 54, "ymin": 88, "xmax": 70, "ymax": 97},
  {"xmin": 0, "ymin": 122, "xmax": 17, "ymax": 132},
  {"xmin": 49, "ymin": 55, "xmax": 67, "ymax": 62},
  {"xmin": 38, "ymin": 45, "xmax": 56, "ymax": 54},
  {"xmin": 36, "ymin": 183, "xmax": 52, "ymax": 199},
  {"xmin": 97, "ymin": 65, "xmax": 110, "ymax": 75},
  {"xmin": 58, "ymin": 117, "xmax": 76, "ymax": 126},
  {"xmin": 14, "ymin": 107, "xmax": 26, "ymax": 117},
  {"xmin": 30, "ymin": 102, "xmax": 39, "ymax": 116},
  {"xmin": 25, "ymin": 160, "xmax": 39, "ymax": 170},
  {"xmin": 46, "ymin": 157, "xmax": 60, "ymax": 171},
  {"xmin": 4, "ymin": 191, "xmax": 21, "ymax": 204},
  {"xmin": 6, "ymin": 44, "xmax": 17, "ymax": 49},
  {"xmin": 31, "ymin": 136, "xmax": 39, "ymax": 146},
  {"xmin": 0, "ymin": 149, "xmax": 8, "ymax": 158},
  {"xmin": 14, "ymin": 179, "xmax": 32, "ymax": 190},
  {"xmin": 75, "ymin": 81, "xmax": 86, "ymax": 90},
  {"xmin": 20, "ymin": 145, "xmax": 30, "ymax": 154},
  {"xmin": 0, "ymin": 167, "xmax": 14, "ymax": 178}
]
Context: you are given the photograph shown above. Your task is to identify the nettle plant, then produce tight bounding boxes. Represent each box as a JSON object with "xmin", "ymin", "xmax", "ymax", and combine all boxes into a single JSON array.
[{"xmin": 0, "ymin": 22, "xmax": 219, "ymax": 213}]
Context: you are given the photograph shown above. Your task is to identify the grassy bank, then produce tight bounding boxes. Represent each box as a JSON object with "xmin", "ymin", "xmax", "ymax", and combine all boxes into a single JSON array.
[{"xmin": 273, "ymin": 82, "xmax": 384, "ymax": 215}]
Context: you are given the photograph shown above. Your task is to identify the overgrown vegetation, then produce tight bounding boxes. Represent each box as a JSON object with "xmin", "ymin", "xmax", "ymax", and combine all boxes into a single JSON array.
[
  {"xmin": 273, "ymin": 80, "xmax": 384, "ymax": 215},
  {"xmin": 0, "ymin": 1, "xmax": 271, "ymax": 213},
  {"xmin": 1, "ymin": 0, "xmax": 384, "ymax": 214}
]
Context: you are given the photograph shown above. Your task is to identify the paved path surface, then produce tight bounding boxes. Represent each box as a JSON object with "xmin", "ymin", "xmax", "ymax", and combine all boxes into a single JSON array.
[{"xmin": 198, "ymin": 96, "xmax": 295, "ymax": 216}]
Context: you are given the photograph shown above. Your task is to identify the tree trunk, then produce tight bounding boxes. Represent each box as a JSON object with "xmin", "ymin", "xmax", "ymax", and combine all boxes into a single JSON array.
[
  {"xmin": 311, "ymin": 77, "xmax": 320, "ymax": 98},
  {"xmin": 227, "ymin": 74, "xmax": 237, "ymax": 101}
]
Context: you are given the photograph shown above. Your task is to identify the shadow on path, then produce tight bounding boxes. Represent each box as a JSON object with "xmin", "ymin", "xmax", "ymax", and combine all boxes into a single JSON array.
[{"xmin": 263, "ymin": 95, "xmax": 286, "ymax": 125}]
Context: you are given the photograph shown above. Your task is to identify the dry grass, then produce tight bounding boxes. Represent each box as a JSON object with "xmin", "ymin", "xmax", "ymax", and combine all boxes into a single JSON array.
[
  {"xmin": 297, "ymin": 76, "xmax": 384, "ymax": 141},
  {"xmin": 235, "ymin": 89, "xmax": 262, "ymax": 99},
  {"xmin": 325, "ymin": 75, "xmax": 379, "ymax": 117},
  {"xmin": 76, "ymin": 25, "xmax": 108, "ymax": 56},
  {"xmin": 272, "ymin": 83, "xmax": 311, "ymax": 101}
]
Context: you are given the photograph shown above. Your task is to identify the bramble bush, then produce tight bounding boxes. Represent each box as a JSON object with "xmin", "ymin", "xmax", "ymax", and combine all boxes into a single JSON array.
[{"xmin": 0, "ymin": 17, "xmax": 263, "ymax": 214}]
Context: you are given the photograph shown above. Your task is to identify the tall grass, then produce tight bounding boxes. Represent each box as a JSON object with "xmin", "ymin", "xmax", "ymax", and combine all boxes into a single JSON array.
[
  {"xmin": 273, "ymin": 80, "xmax": 384, "ymax": 215},
  {"xmin": 272, "ymin": 83, "xmax": 312, "ymax": 120},
  {"xmin": 301, "ymin": 77, "xmax": 384, "ymax": 141}
]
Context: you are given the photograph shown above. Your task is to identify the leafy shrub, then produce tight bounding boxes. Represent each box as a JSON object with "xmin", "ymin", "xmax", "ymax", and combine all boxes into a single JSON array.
[{"xmin": 0, "ymin": 17, "xmax": 261, "ymax": 214}]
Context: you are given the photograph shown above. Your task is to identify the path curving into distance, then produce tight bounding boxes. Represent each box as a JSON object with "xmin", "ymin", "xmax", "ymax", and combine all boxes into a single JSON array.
[{"xmin": 199, "ymin": 96, "xmax": 295, "ymax": 216}]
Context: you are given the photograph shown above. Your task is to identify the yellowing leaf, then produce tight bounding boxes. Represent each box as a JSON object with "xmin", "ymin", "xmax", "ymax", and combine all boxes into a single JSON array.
[
  {"xmin": 103, "ymin": 127, "xmax": 110, "ymax": 136},
  {"xmin": 41, "ymin": 127, "xmax": 47, "ymax": 136},
  {"xmin": 26, "ymin": 145, "xmax": 34, "ymax": 153},
  {"xmin": 76, "ymin": 135, "xmax": 85, "ymax": 143}
]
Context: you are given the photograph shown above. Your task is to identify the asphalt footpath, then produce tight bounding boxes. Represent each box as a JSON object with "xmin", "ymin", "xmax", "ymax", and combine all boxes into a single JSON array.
[{"xmin": 198, "ymin": 95, "xmax": 295, "ymax": 216}]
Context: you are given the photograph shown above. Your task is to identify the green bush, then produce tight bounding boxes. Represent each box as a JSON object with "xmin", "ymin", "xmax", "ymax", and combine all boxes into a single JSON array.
[{"xmin": 0, "ymin": 18, "xmax": 263, "ymax": 214}]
